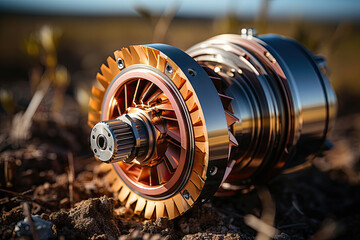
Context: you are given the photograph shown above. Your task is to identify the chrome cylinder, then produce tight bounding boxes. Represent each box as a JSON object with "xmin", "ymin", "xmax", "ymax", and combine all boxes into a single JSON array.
[{"xmin": 187, "ymin": 33, "xmax": 337, "ymax": 185}]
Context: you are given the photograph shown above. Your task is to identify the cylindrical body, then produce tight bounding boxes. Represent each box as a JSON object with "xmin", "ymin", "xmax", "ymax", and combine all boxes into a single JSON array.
[
  {"xmin": 187, "ymin": 34, "xmax": 337, "ymax": 186},
  {"xmin": 88, "ymin": 32, "xmax": 337, "ymax": 219}
]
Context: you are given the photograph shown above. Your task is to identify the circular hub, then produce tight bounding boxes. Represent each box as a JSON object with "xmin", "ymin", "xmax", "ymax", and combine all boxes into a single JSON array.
[{"xmin": 90, "ymin": 122, "xmax": 117, "ymax": 162}]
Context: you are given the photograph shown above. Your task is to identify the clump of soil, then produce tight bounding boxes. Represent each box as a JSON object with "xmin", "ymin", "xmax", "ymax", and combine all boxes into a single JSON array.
[{"xmin": 49, "ymin": 196, "xmax": 121, "ymax": 239}]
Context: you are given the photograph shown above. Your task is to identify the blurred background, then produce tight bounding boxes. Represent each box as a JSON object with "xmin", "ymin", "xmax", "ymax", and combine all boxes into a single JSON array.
[
  {"xmin": 1, "ymin": 0, "xmax": 360, "ymax": 119},
  {"xmin": 0, "ymin": 1, "xmax": 360, "ymax": 239}
]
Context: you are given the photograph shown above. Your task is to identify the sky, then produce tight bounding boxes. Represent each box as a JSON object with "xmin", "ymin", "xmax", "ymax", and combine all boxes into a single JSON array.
[{"xmin": 1, "ymin": 0, "xmax": 360, "ymax": 20}]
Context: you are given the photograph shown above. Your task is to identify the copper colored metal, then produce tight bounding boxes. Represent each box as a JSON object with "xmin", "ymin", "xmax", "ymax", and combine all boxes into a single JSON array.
[{"xmin": 88, "ymin": 32, "xmax": 337, "ymax": 219}]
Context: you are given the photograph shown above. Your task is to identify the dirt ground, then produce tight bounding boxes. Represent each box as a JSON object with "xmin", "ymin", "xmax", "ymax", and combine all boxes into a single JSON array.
[{"xmin": 1, "ymin": 95, "xmax": 360, "ymax": 240}]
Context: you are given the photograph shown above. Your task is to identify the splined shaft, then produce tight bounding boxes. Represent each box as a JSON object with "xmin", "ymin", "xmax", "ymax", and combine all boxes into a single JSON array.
[{"xmin": 90, "ymin": 114, "xmax": 152, "ymax": 163}]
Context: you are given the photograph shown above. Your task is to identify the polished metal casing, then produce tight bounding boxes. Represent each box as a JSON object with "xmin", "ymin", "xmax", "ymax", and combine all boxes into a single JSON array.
[{"xmin": 187, "ymin": 34, "xmax": 337, "ymax": 186}]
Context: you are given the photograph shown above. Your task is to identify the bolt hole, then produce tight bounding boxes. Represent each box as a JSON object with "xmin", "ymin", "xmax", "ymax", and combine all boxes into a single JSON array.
[
  {"xmin": 92, "ymin": 135, "xmax": 95, "ymax": 139},
  {"xmin": 209, "ymin": 166, "xmax": 218, "ymax": 176},
  {"xmin": 188, "ymin": 68, "xmax": 196, "ymax": 77},
  {"xmin": 108, "ymin": 133, "xmax": 111, "ymax": 137},
  {"xmin": 97, "ymin": 135, "xmax": 107, "ymax": 150},
  {"xmin": 94, "ymin": 149, "xmax": 97, "ymax": 153},
  {"xmin": 183, "ymin": 190, "xmax": 190, "ymax": 200},
  {"xmin": 165, "ymin": 63, "xmax": 173, "ymax": 75}
]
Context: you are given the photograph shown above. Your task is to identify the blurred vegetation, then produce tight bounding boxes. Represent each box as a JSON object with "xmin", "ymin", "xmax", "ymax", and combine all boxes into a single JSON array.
[
  {"xmin": 0, "ymin": 0, "xmax": 359, "ymax": 120},
  {"xmin": 1, "ymin": 25, "xmax": 70, "ymax": 144}
]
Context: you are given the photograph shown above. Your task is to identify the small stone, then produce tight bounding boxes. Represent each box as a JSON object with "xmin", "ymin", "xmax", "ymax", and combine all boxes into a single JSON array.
[{"xmin": 14, "ymin": 215, "xmax": 55, "ymax": 240}]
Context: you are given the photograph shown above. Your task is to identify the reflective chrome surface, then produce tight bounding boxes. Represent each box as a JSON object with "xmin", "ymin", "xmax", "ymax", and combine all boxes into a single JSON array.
[{"xmin": 187, "ymin": 33, "xmax": 337, "ymax": 186}]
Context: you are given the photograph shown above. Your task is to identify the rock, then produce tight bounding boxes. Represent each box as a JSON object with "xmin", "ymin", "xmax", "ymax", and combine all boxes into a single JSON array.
[{"xmin": 14, "ymin": 215, "xmax": 55, "ymax": 240}]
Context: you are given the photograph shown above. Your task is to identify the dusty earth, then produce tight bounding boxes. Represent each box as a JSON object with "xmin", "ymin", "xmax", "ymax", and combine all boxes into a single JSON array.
[{"xmin": 1, "ymin": 102, "xmax": 360, "ymax": 240}]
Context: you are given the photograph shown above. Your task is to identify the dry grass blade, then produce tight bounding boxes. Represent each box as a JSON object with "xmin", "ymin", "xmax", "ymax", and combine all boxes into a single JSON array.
[
  {"xmin": 244, "ymin": 214, "xmax": 279, "ymax": 239},
  {"xmin": 4, "ymin": 158, "xmax": 12, "ymax": 187},
  {"xmin": 255, "ymin": 0, "xmax": 271, "ymax": 34},
  {"xmin": 0, "ymin": 188, "xmax": 33, "ymax": 196},
  {"xmin": 152, "ymin": 4, "xmax": 179, "ymax": 42},
  {"xmin": 282, "ymin": 161, "xmax": 312, "ymax": 174},
  {"xmin": 0, "ymin": 188, "xmax": 54, "ymax": 213},
  {"xmin": 22, "ymin": 202, "xmax": 40, "ymax": 240},
  {"xmin": 244, "ymin": 187, "xmax": 279, "ymax": 240},
  {"xmin": 68, "ymin": 152, "xmax": 75, "ymax": 207},
  {"xmin": 10, "ymin": 78, "xmax": 51, "ymax": 144}
]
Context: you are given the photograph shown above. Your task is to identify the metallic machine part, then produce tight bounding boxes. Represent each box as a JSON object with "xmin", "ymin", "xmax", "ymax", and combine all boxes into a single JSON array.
[
  {"xmin": 90, "ymin": 113, "xmax": 153, "ymax": 164},
  {"xmin": 90, "ymin": 120, "xmax": 134, "ymax": 163},
  {"xmin": 88, "ymin": 31, "xmax": 337, "ymax": 219},
  {"xmin": 187, "ymin": 33, "xmax": 337, "ymax": 185}
]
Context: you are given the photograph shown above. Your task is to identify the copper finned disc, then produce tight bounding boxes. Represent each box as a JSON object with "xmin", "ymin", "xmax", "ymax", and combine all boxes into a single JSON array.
[{"xmin": 88, "ymin": 45, "xmax": 217, "ymax": 219}]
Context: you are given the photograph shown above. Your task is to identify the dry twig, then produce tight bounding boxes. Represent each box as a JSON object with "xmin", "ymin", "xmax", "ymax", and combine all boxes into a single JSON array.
[
  {"xmin": 244, "ymin": 188, "xmax": 279, "ymax": 240},
  {"xmin": 68, "ymin": 152, "xmax": 75, "ymax": 207},
  {"xmin": 22, "ymin": 202, "xmax": 40, "ymax": 240}
]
